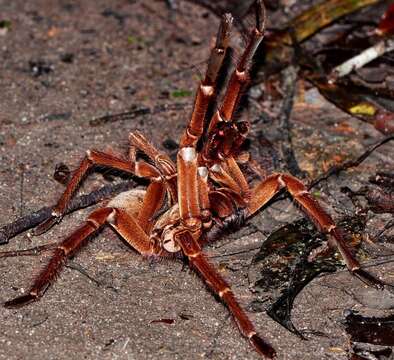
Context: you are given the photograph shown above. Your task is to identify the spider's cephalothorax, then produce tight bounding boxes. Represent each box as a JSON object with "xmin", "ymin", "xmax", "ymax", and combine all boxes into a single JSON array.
[
  {"xmin": 203, "ymin": 120, "xmax": 250, "ymax": 161},
  {"xmin": 2, "ymin": 1, "xmax": 386, "ymax": 358}
]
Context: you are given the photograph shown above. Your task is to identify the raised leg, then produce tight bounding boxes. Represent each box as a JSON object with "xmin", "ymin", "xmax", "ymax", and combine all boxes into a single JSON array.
[
  {"xmin": 198, "ymin": 1, "xmax": 265, "ymax": 199},
  {"xmin": 207, "ymin": 0, "xmax": 265, "ymax": 134},
  {"xmin": 179, "ymin": 13, "xmax": 233, "ymax": 148},
  {"xmin": 248, "ymin": 173, "xmax": 385, "ymax": 289},
  {"xmin": 35, "ymin": 149, "xmax": 162, "ymax": 235},
  {"xmin": 175, "ymin": 230, "xmax": 276, "ymax": 359}
]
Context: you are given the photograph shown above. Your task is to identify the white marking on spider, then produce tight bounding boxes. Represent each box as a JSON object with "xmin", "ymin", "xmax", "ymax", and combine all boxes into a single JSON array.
[
  {"xmin": 219, "ymin": 287, "xmax": 230, "ymax": 297},
  {"xmin": 278, "ymin": 175, "xmax": 286, "ymax": 188},
  {"xmin": 198, "ymin": 166, "xmax": 208, "ymax": 178},
  {"xmin": 106, "ymin": 210, "xmax": 117, "ymax": 224},
  {"xmin": 201, "ymin": 85, "xmax": 214, "ymax": 96},
  {"xmin": 180, "ymin": 147, "xmax": 196, "ymax": 162},
  {"xmin": 210, "ymin": 164, "xmax": 221, "ymax": 172}
]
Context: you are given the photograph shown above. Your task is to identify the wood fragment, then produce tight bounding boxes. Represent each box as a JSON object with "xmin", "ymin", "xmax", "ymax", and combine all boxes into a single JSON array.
[{"xmin": 329, "ymin": 38, "xmax": 394, "ymax": 82}]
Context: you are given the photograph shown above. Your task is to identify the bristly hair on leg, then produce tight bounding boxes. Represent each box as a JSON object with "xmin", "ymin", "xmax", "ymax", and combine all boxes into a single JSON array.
[{"xmin": 205, "ymin": 208, "xmax": 248, "ymax": 243}]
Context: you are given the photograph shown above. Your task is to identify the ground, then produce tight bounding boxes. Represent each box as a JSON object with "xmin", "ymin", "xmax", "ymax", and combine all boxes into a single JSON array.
[{"xmin": 0, "ymin": 1, "xmax": 393, "ymax": 359}]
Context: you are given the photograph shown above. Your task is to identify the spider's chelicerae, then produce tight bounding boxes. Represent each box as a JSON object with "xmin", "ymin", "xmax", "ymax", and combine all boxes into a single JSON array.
[{"xmin": 3, "ymin": 1, "xmax": 386, "ymax": 358}]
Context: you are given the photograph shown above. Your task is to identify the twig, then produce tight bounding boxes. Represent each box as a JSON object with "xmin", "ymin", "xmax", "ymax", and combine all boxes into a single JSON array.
[
  {"xmin": 66, "ymin": 261, "xmax": 102, "ymax": 287},
  {"xmin": 89, "ymin": 102, "xmax": 187, "ymax": 126},
  {"xmin": 372, "ymin": 219, "xmax": 394, "ymax": 241},
  {"xmin": 19, "ymin": 163, "xmax": 25, "ymax": 217},
  {"xmin": 277, "ymin": 65, "xmax": 305, "ymax": 177},
  {"xmin": 329, "ymin": 38, "xmax": 394, "ymax": 82},
  {"xmin": 208, "ymin": 245, "xmax": 261, "ymax": 259},
  {"xmin": 0, "ymin": 243, "xmax": 57, "ymax": 257},
  {"xmin": 165, "ymin": 0, "xmax": 177, "ymax": 11},
  {"xmin": 0, "ymin": 181, "xmax": 135, "ymax": 245},
  {"xmin": 308, "ymin": 135, "xmax": 394, "ymax": 189}
]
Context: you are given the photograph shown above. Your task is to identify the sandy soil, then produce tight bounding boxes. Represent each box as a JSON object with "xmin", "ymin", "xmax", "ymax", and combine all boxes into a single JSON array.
[{"xmin": 1, "ymin": 1, "xmax": 393, "ymax": 359}]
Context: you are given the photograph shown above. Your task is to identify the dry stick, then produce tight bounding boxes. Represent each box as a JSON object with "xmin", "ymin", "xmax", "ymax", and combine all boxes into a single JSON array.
[
  {"xmin": 328, "ymin": 37, "xmax": 394, "ymax": 82},
  {"xmin": 277, "ymin": 65, "xmax": 305, "ymax": 178},
  {"xmin": 0, "ymin": 181, "xmax": 135, "ymax": 245},
  {"xmin": 165, "ymin": 0, "xmax": 177, "ymax": 11},
  {"xmin": 66, "ymin": 261, "xmax": 102, "ymax": 287},
  {"xmin": 89, "ymin": 103, "xmax": 187, "ymax": 126},
  {"xmin": 308, "ymin": 135, "xmax": 394, "ymax": 190},
  {"xmin": 0, "ymin": 243, "xmax": 58, "ymax": 258}
]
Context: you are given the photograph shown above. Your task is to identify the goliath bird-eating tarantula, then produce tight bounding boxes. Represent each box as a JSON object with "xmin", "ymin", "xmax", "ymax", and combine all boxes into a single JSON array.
[{"xmin": 2, "ymin": 1, "xmax": 386, "ymax": 358}]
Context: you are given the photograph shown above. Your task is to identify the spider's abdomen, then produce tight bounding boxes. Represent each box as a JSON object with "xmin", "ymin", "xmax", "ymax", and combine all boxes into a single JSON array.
[{"xmin": 106, "ymin": 189, "xmax": 146, "ymax": 217}]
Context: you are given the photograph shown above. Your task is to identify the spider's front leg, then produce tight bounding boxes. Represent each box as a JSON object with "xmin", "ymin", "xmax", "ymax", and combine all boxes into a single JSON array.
[
  {"xmin": 175, "ymin": 145, "xmax": 275, "ymax": 358},
  {"xmin": 248, "ymin": 173, "xmax": 387, "ymax": 289},
  {"xmin": 175, "ymin": 230, "xmax": 276, "ymax": 359},
  {"xmin": 34, "ymin": 148, "xmax": 163, "ymax": 235}
]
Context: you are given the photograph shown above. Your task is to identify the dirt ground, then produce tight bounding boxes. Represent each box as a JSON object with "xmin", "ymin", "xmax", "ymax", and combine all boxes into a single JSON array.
[{"xmin": 1, "ymin": 1, "xmax": 394, "ymax": 359}]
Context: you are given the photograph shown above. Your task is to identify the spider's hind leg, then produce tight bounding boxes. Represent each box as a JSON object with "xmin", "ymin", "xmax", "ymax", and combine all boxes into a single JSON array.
[
  {"xmin": 248, "ymin": 173, "xmax": 387, "ymax": 289},
  {"xmin": 175, "ymin": 230, "xmax": 276, "ymax": 359}
]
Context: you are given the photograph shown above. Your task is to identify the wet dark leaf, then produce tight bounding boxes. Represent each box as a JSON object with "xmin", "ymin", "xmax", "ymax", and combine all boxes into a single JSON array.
[
  {"xmin": 267, "ymin": 0, "xmax": 380, "ymax": 46},
  {"xmin": 344, "ymin": 310, "xmax": 394, "ymax": 346},
  {"xmin": 248, "ymin": 218, "xmax": 340, "ymax": 336},
  {"xmin": 248, "ymin": 216, "xmax": 367, "ymax": 336}
]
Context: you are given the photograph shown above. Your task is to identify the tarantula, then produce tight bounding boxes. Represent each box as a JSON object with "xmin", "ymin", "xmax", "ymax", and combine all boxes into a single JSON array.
[{"xmin": 2, "ymin": 1, "xmax": 385, "ymax": 358}]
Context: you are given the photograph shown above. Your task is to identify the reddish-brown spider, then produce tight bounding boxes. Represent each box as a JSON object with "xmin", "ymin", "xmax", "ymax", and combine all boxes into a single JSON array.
[{"xmin": 2, "ymin": 1, "xmax": 386, "ymax": 358}]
